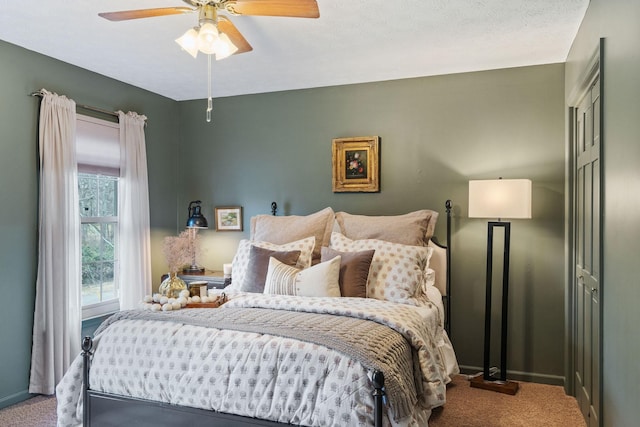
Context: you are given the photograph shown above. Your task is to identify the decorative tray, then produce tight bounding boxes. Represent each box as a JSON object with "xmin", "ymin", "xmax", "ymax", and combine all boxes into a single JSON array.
[{"xmin": 184, "ymin": 302, "xmax": 223, "ymax": 308}]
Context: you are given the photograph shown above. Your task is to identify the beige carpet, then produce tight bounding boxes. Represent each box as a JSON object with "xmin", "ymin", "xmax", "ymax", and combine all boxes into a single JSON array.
[
  {"xmin": 429, "ymin": 375, "xmax": 586, "ymax": 426},
  {"xmin": 0, "ymin": 395, "xmax": 56, "ymax": 427},
  {"xmin": 0, "ymin": 376, "xmax": 586, "ymax": 426}
]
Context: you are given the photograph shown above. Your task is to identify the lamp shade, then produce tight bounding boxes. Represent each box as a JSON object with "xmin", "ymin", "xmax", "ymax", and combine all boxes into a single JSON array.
[
  {"xmin": 214, "ymin": 32, "xmax": 238, "ymax": 60},
  {"xmin": 197, "ymin": 22, "xmax": 219, "ymax": 55},
  {"xmin": 175, "ymin": 28, "xmax": 199, "ymax": 58},
  {"xmin": 186, "ymin": 200, "xmax": 209, "ymax": 228},
  {"xmin": 468, "ymin": 179, "xmax": 532, "ymax": 219}
]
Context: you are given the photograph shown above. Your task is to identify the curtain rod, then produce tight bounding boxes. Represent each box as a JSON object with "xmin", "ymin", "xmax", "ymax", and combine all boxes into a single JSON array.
[{"xmin": 30, "ymin": 90, "xmax": 120, "ymax": 119}]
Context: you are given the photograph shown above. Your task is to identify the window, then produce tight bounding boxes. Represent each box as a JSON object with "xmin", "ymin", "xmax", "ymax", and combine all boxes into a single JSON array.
[
  {"xmin": 76, "ymin": 115, "xmax": 120, "ymax": 319},
  {"xmin": 79, "ymin": 173, "xmax": 119, "ymax": 316}
]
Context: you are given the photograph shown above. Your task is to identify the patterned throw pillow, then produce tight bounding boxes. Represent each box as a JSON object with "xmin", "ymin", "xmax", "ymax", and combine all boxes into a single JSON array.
[
  {"xmin": 320, "ymin": 247, "xmax": 375, "ymax": 298},
  {"xmin": 229, "ymin": 236, "xmax": 315, "ymax": 292},
  {"xmin": 263, "ymin": 256, "xmax": 341, "ymax": 297},
  {"xmin": 329, "ymin": 232, "xmax": 432, "ymax": 305}
]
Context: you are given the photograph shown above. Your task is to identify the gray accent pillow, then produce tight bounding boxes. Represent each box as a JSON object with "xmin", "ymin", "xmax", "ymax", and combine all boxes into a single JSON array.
[
  {"xmin": 321, "ymin": 247, "xmax": 375, "ymax": 298},
  {"xmin": 240, "ymin": 245, "xmax": 301, "ymax": 293}
]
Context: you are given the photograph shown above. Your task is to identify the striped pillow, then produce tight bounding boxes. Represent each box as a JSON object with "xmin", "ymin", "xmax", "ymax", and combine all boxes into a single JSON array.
[{"xmin": 263, "ymin": 256, "xmax": 341, "ymax": 297}]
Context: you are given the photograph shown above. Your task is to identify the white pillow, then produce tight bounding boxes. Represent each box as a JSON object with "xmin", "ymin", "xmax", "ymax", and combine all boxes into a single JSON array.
[
  {"xmin": 329, "ymin": 232, "xmax": 432, "ymax": 305},
  {"xmin": 263, "ymin": 256, "xmax": 341, "ymax": 297},
  {"xmin": 228, "ymin": 236, "xmax": 315, "ymax": 292}
]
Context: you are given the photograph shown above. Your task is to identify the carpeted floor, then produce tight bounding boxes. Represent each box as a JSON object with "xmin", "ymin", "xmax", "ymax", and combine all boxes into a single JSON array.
[
  {"xmin": 0, "ymin": 395, "xmax": 57, "ymax": 427},
  {"xmin": 0, "ymin": 375, "xmax": 586, "ymax": 426},
  {"xmin": 429, "ymin": 375, "xmax": 586, "ymax": 426}
]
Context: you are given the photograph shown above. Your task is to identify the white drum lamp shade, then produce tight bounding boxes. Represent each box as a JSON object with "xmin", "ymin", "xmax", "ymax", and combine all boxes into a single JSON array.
[{"xmin": 469, "ymin": 179, "xmax": 532, "ymax": 219}]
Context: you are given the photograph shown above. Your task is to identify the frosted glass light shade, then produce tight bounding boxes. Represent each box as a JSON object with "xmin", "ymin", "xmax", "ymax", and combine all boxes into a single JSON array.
[
  {"xmin": 197, "ymin": 22, "xmax": 219, "ymax": 55},
  {"xmin": 468, "ymin": 179, "xmax": 532, "ymax": 219},
  {"xmin": 176, "ymin": 23, "xmax": 237, "ymax": 60},
  {"xmin": 214, "ymin": 33, "xmax": 238, "ymax": 60},
  {"xmin": 175, "ymin": 28, "xmax": 199, "ymax": 58}
]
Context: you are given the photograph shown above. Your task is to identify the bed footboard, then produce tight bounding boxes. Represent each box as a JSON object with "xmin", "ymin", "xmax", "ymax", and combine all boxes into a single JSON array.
[{"xmin": 81, "ymin": 336, "xmax": 386, "ymax": 427}]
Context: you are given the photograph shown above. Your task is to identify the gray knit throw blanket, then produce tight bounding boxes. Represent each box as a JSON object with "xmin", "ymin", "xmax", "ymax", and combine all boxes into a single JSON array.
[{"xmin": 95, "ymin": 307, "xmax": 417, "ymax": 420}]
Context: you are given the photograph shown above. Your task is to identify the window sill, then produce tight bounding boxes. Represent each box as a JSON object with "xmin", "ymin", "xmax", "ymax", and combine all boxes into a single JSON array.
[{"xmin": 82, "ymin": 299, "xmax": 120, "ymax": 321}]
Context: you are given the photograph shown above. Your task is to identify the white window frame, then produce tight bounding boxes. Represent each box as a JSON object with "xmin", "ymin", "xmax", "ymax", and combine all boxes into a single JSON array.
[{"xmin": 77, "ymin": 115, "xmax": 121, "ymax": 320}]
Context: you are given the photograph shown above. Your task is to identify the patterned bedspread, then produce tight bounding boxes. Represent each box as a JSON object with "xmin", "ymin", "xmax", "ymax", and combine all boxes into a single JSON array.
[{"xmin": 56, "ymin": 294, "xmax": 454, "ymax": 427}]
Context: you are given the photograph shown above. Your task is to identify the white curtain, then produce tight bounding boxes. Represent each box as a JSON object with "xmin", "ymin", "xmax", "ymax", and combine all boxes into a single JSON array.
[
  {"xmin": 118, "ymin": 111, "xmax": 152, "ymax": 309},
  {"xmin": 29, "ymin": 90, "xmax": 81, "ymax": 395}
]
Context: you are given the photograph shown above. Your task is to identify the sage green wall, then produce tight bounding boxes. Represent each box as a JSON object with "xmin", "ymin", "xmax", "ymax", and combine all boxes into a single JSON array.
[
  {"xmin": 566, "ymin": 1, "xmax": 640, "ymax": 425},
  {"xmin": 0, "ymin": 40, "xmax": 179, "ymax": 408},
  {"xmin": 0, "ymin": 36, "xmax": 572, "ymax": 410},
  {"xmin": 177, "ymin": 64, "xmax": 567, "ymax": 384}
]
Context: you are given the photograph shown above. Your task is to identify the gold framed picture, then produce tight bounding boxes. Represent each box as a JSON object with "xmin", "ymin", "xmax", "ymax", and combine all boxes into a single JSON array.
[
  {"xmin": 214, "ymin": 206, "xmax": 243, "ymax": 231},
  {"xmin": 332, "ymin": 136, "xmax": 380, "ymax": 192}
]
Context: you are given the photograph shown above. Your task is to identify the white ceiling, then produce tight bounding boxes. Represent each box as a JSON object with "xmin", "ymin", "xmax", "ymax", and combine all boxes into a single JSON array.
[{"xmin": 0, "ymin": 0, "xmax": 588, "ymax": 101}]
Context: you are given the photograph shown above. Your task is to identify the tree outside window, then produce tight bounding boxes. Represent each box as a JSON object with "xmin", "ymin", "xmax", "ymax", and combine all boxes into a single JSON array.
[{"xmin": 79, "ymin": 173, "xmax": 118, "ymax": 307}]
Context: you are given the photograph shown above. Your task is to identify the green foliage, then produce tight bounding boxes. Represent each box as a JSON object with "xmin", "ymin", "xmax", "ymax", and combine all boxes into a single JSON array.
[{"xmin": 79, "ymin": 173, "xmax": 118, "ymax": 291}]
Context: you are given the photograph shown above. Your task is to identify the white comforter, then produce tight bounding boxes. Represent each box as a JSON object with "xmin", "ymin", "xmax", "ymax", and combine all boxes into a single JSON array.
[{"xmin": 56, "ymin": 294, "xmax": 458, "ymax": 427}]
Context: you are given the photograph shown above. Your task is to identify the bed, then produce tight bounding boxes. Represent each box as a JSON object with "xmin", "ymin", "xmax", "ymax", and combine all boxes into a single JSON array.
[{"xmin": 56, "ymin": 202, "xmax": 458, "ymax": 427}]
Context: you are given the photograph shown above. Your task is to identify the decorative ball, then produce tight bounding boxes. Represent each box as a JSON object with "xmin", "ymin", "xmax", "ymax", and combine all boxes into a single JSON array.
[
  {"xmin": 179, "ymin": 289, "xmax": 190, "ymax": 298},
  {"xmin": 168, "ymin": 298, "xmax": 176, "ymax": 304},
  {"xmin": 162, "ymin": 303, "xmax": 173, "ymax": 311},
  {"xmin": 143, "ymin": 295, "xmax": 153, "ymax": 303},
  {"xmin": 200, "ymin": 296, "xmax": 209, "ymax": 303},
  {"xmin": 153, "ymin": 294, "xmax": 162, "ymax": 303},
  {"xmin": 151, "ymin": 303, "xmax": 161, "ymax": 312},
  {"xmin": 171, "ymin": 301, "xmax": 181, "ymax": 310},
  {"xmin": 191, "ymin": 295, "xmax": 201, "ymax": 303},
  {"xmin": 159, "ymin": 296, "xmax": 169, "ymax": 305}
]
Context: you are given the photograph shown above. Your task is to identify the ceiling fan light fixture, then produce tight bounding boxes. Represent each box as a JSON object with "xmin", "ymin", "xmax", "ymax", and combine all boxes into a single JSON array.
[
  {"xmin": 213, "ymin": 33, "xmax": 238, "ymax": 60},
  {"xmin": 175, "ymin": 28, "xmax": 200, "ymax": 58},
  {"xmin": 197, "ymin": 22, "xmax": 220, "ymax": 55}
]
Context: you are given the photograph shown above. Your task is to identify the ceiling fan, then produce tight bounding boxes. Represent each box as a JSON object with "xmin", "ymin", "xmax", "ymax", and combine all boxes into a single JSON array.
[
  {"xmin": 100, "ymin": 0, "xmax": 319, "ymax": 122},
  {"xmin": 99, "ymin": 0, "xmax": 320, "ymax": 58}
]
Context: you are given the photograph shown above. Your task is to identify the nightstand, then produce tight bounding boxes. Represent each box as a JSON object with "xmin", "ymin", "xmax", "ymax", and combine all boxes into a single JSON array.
[{"xmin": 160, "ymin": 270, "xmax": 229, "ymax": 290}]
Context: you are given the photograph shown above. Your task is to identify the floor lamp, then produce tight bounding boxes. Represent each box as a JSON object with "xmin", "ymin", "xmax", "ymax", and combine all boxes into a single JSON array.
[{"xmin": 468, "ymin": 178, "xmax": 531, "ymax": 395}]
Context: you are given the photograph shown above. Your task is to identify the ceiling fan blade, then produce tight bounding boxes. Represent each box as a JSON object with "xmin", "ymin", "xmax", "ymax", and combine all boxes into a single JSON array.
[
  {"xmin": 226, "ymin": 0, "xmax": 319, "ymax": 18},
  {"xmin": 98, "ymin": 7, "xmax": 194, "ymax": 22},
  {"xmin": 218, "ymin": 17, "xmax": 253, "ymax": 54}
]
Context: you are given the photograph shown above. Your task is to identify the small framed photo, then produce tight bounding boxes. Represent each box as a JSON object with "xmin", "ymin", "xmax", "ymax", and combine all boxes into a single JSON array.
[
  {"xmin": 214, "ymin": 206, "xmax": 243, "ymax": 231},
  {"xmin": 332, "ymin": 136, "xmax": 380, "ymax": 192}
]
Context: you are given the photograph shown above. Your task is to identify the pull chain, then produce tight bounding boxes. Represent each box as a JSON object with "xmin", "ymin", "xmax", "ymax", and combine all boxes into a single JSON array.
[{"xmin": 206, "ymin": 53, "xmax": 213, "ymax": 122}]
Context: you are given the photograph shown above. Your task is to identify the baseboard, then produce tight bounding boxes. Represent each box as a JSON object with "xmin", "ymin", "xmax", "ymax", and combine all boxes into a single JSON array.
[
  {"xmin": 458, "ymin": 364, "xmax": 565, "ymax": 387},
  {"xmin": 0, "ymin": 389, "xmax": 33, "ymax": 411}
]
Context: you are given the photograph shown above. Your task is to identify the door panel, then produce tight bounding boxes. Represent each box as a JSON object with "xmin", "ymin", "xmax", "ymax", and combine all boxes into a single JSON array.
[{"xmin": 574, "ymin": 77, "xmax": 601, "ymax": 426}]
